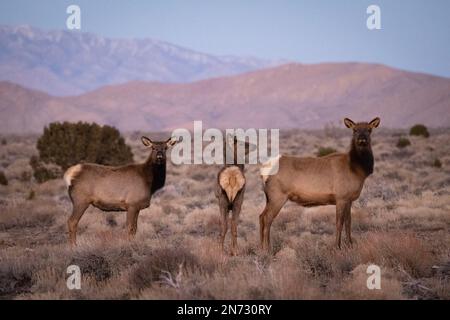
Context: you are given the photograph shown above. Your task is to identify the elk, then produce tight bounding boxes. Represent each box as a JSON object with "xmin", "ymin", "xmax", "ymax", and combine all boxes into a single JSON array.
[
  {"xmin": 64, "ymin": 136, "xmax": 178, "ymax": 245},
  {"xmin": 215, "ymin": 134, "xmax": 255, "ymax": 255},
  {"xmin": 259, "ymin": 117, "xmax": 380, "ymax": 252}
]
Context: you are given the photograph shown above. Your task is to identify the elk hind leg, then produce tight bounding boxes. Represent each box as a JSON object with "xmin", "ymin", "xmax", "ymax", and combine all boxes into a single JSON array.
[
  {"xmin": 68, "ymin": 199, "xmax": 90, "ymax": 246},
  {"xmin": 230, "ymin": 191, "xmax": 244, "ymax": 256},
  {"xmin": 261, "ymin": 193, "xmax": 287, "ymax": 253},
  {"xmin": 218, "ymin": 197, "xmax": 229, "ymax": 253},
  {"xmin": 126, "ymin": 206, "xmax": 140, "ymax": 240}
]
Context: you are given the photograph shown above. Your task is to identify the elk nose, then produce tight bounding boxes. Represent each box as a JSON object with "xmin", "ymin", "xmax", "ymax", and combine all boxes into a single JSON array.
[
  {"xmin": 357, "ymin": 137, "xmax": 368, "ymax": 145},
  {"xmin": 156, "ymin": 152, "xmax": 164, "ymax": 160}
]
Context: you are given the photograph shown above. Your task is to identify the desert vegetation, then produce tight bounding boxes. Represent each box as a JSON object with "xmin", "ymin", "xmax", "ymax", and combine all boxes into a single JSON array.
[
  {"xmin": 410, "ymin": 124, "xmax": 430, "ymax": 138},
  {"xmin": 0, "ymin": 128, "xmax": 449, "ymax": 300},
  {"xmin": 0, "ymin": 171, "xmax": 7, "ymax": 186},
  {"xmin": 31, "ymin": 122, "xmax": 133, "ymax": 184},
  {"xmin": 396, "ymin": 137, "xmax": 411, "ymax": 149}
]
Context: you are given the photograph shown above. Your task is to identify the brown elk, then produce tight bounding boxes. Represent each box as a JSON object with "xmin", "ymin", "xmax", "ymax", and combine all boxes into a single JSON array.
[
  {"xmin": 259, "ymin": 117, "xmax": 380, "ymax": 252},
  {"xmin": 64, "ymin": 136, "xmax": 178, "ymax": 245},
  {"xmin": 215, "ymin": 134, "xmax": 255, "ymax": 255}
]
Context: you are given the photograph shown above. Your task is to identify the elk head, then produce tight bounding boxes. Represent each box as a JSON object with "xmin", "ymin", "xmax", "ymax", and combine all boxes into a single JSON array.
[
  {"xmin": 141, "ymin": 136, "xmax": 179, "ymax": 165},
  {"xmin": 344, "ymin": 117, "xmax": 380, "ymax": 150}
]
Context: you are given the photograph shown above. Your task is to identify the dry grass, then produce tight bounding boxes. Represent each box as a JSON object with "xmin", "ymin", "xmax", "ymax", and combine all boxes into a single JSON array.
[{"xmin": 0, "ymin": 129, "xmax": 449, "ymax": 300}]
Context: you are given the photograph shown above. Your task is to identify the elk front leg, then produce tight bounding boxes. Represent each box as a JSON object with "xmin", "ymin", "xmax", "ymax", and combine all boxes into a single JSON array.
[
  {"xmin": 126, "ymin": 207, "xmax": 140, "ymax": 240},
  {"xmin": 344, "ymin": 201, "xmax": 353, "ymax": 246},
  {"xmin": 335, "ymin": 201, "xmax": 350, "ymax": 249}
]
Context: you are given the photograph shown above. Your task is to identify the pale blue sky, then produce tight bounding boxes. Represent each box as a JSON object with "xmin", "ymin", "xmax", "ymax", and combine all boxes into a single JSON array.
[{"xmin": 1, "ymin": 0, "xmax": 449, "ymax": 77}]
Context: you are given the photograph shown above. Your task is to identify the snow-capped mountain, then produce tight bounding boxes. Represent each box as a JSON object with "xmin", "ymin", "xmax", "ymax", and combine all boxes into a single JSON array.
[{"xmin": 0, "ymin": 25, "xmax": 279, "ymax": 96}]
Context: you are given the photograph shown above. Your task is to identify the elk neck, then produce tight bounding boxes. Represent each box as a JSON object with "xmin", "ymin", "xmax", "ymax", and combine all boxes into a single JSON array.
[
  {"xmin": 144, "ymin": 151, "xmax": 167, "ymax": 193},
  {"xmin": 349, "ymin": 139, "xmax": 374, "ymax": 177}
]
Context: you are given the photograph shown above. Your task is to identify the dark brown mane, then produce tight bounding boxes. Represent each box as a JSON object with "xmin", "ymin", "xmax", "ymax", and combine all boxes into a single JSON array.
[
  {"xmin": 150, "ymin": 162, "xmax": 166, "ymax": 193},
  {"xmin": 349, "ymin": 140, "xmax": 374, "ymax": 176}
]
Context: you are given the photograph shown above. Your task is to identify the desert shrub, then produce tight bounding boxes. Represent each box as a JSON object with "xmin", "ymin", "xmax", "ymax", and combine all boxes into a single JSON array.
[
  {"xmin": 1, "ymin": 138, "xmax": 6, "ymax": 146},
  {"xmin": 70, "ymin": 253, "xmax": 112, "ymax": 282},
  {"xmin": 0, "ymin": 269, "xmax": 33, "ymax": 298},
  {"xmin": 358, "ymin": 233, "xmax": 435, "ymax": 278},
  {"xmin": 130, "ymin": 247, "xmax": 204, "ymax": 291},
  {"xmin": 432, "ymin": 158, "xmax": 442, "ymax": 168},
  {"xmin": 0, "ymin": 200, "xmax": 55, "ymax": 231},
  {"xmin": 335, "ymin": 264, "xmax": 404, "ymax": 299},
  {"xmin": 191, "ymin": 172, "xmax": 207, "ymax": 181},
  {"xmin": 316, "ymin": 147, "xmax": 337, "ymax": 157},
  {"xmin": 409, "ymin": 124, "xmax": 430, "ymax": 138},
  {"xmin": 0, "ymin": 171, "xmax": 7, "ymax": 185},
  {"xmin": 105, "ymin": 215, "xmax": 117, "ymax": 227},
  {"xmin": 396, "ymin": 137, "xmax": 411, "ymax": 148},
  {"xmin": 298, "ymin": 245, "xmax": 335, "ymax": 278},
  {"xmin": 20, "ymin": 171, "xmax": 32, "ymax": 182},
  {"xmin": 36, "ymin": 121, "xmax": 133, "ymax": 170},
  {"xmin": 30, "ymin": 156, "xmax": 61, "ymax": 183}
]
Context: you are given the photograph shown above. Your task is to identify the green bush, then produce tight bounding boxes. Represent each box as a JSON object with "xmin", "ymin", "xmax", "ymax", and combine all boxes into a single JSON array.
[
  {"xmin": 0, "ymin": 171, "xmax": 8, "ymax": 185},
  {"xmin": 433, "ymin": 158, "xmax": 442, "ymax": 168},
  {"xmin": 316, "ymin": 147, "xmax": 337, "ymax": 157},
  {"xmin": 409, "ymin": 124, "xmax": 430, "ymax": 138},
  {"xmin": 30, "ymin": 155, "xmax": 61, "ymax": 183},
  {"xmin": 36, "ymin": 121, "xmax": 133, "ymax": 171},
  {"xmin": 396, "ymin": 137, "xmax": 411, "ymax": 148}
]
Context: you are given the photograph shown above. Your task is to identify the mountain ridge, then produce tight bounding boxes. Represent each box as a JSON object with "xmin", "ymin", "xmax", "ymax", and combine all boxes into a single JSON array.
[
  {"xmin": 0, "ymin": 24, "xmax": 280, "ymax": 96},
  {"xmin": 1, "ymin": 62, "xmax": 449, "ymax": 133}
]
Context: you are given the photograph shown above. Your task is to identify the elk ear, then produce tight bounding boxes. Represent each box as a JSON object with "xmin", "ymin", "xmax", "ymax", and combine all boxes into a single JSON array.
[
  {"xmin": 166, "ymin": 136, "xmax": 179, "ymax": 147},
  {"xmin": 369, "ymin": 117, "xmax": 380, "ymax": 129},
  {"xmin": 344, "ymin": 118, "xmax": 356, "ymax": 129},
  {"xmin": 141, "ymin": 136, "xmax": 153, "ymax": 147}
]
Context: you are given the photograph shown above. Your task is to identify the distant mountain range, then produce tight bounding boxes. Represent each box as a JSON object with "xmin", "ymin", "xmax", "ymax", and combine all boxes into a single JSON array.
[
  {"xmin": 0, "ymin": 25, "xmax": 279, "ymax": 96},
  {"xmin": 1, "ymin": 62, "xmax": 449, "ymax": 133}
]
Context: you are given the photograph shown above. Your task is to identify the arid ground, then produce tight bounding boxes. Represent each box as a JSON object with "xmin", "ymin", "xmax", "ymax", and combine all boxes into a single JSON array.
[{"xmin": 0, "ymin": 128, "xmax": 449, "ymax": 299}]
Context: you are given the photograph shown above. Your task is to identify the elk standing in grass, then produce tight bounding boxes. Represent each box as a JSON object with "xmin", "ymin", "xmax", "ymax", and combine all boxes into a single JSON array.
[
  {"xmin": 216, "ymin": 134, "xmax": 255, "ymax": 255},
  {"xmin": 64, "ymin": 136, "xmax": 178, "ymax": 245},
  {"xmin": 260, "ymin": 117, "xmax": 380, "ymax": 252}
]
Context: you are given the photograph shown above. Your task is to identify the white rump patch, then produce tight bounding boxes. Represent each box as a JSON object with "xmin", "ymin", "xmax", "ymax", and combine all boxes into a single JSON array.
[
  {"xmin": 260, "ymin": 155, "xmax": 281, "ymax": 183},
  {"xmin": 64, "ymin": 164, "xmax": 83, "ymax": 186},
  {"xmin": 219, "ymin": 166, "xmax": 245, "ymax": 202}
]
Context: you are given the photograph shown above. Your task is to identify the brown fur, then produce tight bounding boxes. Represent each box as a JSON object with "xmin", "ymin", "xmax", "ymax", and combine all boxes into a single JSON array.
[
  {"xmin": 215, "ymin": 134, "xmax": 255, "ymax": 255},
  {"xmin": 259, "ymin": 117, "xmax": 380, "ymax": 252},
  {"xmin": 64, "ymin": 164, "xmax": 82, "ymax": 186},
  {"xmin": 219, "ymin": 166, "xmax": 246, "ymax": 202},
  {"xmin": 65, "ymin": 136, "xmax": 177, "ymax": 245}
]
